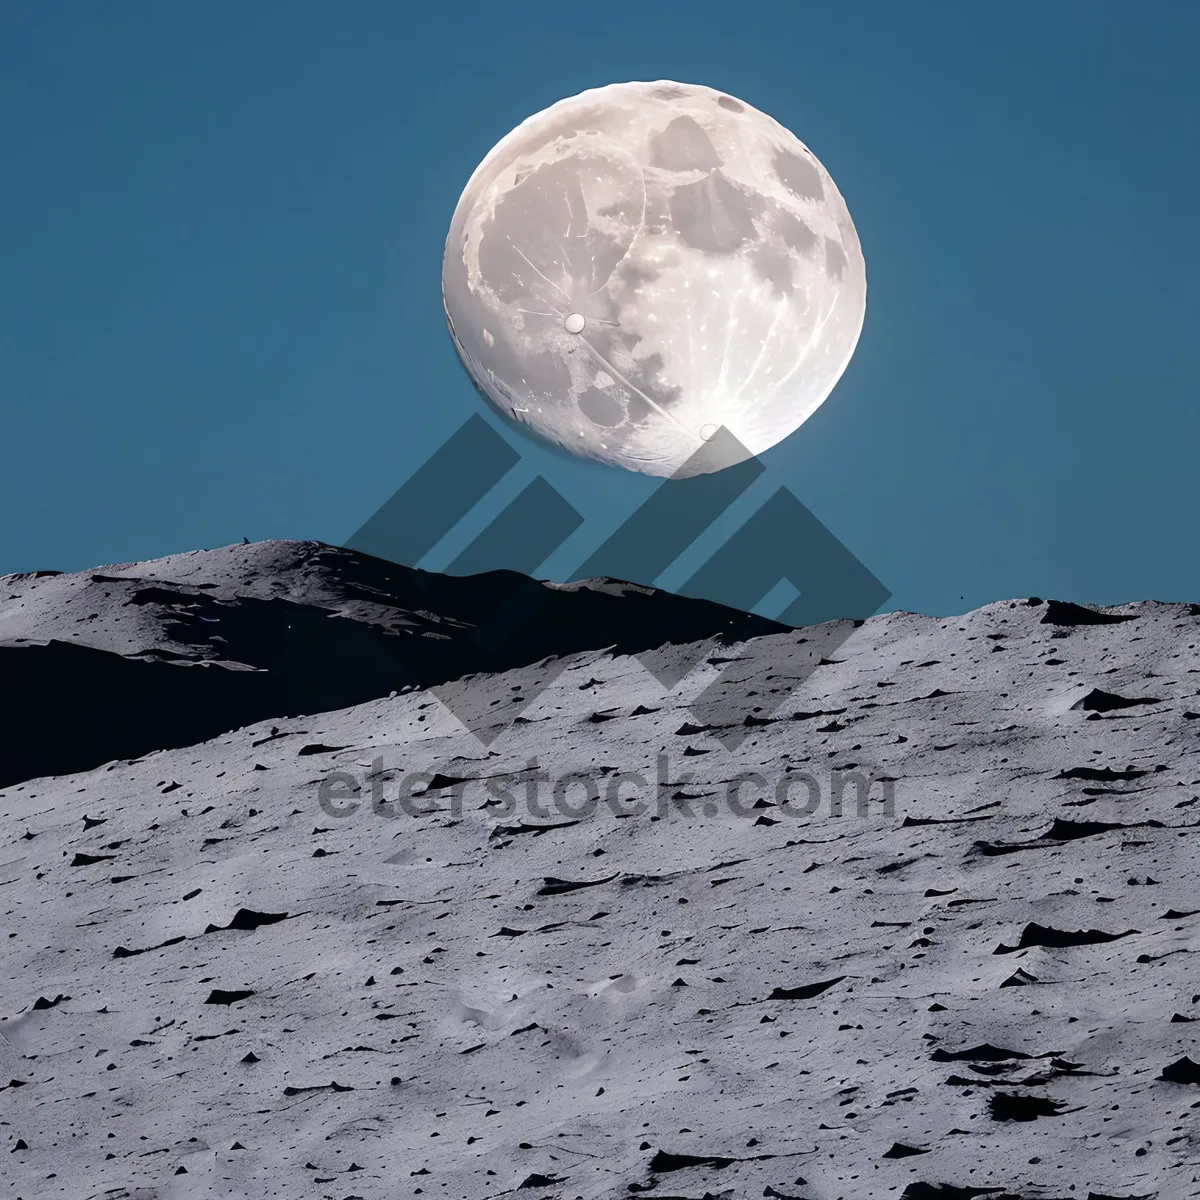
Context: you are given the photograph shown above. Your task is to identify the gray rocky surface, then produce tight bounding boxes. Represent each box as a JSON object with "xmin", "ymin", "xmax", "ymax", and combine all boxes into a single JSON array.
[{"xmin": 1, "ymin": 542, "xmax": 1197, "ymax": 1198}]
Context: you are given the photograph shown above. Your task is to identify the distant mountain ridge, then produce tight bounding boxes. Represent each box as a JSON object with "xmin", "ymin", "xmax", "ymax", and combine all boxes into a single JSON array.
[{"xmin": 0, "ymin": 539, "xmax": 789, "ymax": 788}]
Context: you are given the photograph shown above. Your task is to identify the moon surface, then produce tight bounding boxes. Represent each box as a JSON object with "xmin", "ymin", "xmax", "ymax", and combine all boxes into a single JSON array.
[{"xmin": 442, "ymin": 80, "xmax": 867, "ymax": 477}]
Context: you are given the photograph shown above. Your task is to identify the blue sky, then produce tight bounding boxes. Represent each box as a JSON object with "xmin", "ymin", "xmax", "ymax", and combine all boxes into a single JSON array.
[{"xmin": 2, "ymin": 1, "xmax": 1197, "ymax": 617}]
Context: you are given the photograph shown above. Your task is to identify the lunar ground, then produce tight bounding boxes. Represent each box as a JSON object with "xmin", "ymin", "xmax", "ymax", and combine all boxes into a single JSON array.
[{"xmin": 2, "ymin": 541, "xmax": 1198, "ymax": 1199}]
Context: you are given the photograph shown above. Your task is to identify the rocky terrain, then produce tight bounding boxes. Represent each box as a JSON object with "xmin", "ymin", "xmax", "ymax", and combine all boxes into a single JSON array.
[
  {"xmin": 1, "ymin": 541, "xmax": 1198, "ymax": 1199},
  {"xmin": 0, "ymin": 541, "xmax": 783, "ymax": 789}
]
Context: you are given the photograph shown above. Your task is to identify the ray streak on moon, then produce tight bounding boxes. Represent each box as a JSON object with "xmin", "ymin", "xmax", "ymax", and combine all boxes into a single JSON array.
[
  {"xmin": 714, "ymin": 292, "xmax": 738, "ymax": 396},
  {"xmin": 733, "ymin": 297, "xmax": 788, "ymax": 402},
  {"xmin": 775, "ymin": 291, "xmax": 843, "ymax": 397},
  {"xmin": 509, "ymin": 239, "xmax": 572, "ymax": 306},
  {"xmin": 443, "ymin": 81, "xmax": 866, "ymax": 477}
]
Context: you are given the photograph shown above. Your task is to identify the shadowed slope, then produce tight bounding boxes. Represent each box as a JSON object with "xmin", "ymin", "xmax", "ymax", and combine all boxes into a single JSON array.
[{"xmin": 0, "ymin": 540, "xmax": 787, "ymax": 787}]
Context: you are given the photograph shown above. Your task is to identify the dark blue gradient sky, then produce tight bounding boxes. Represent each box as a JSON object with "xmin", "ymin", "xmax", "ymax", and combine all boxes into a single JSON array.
[{"xmin": 2, "ymin": 1, "xmax": 1197, "ymax": 616}]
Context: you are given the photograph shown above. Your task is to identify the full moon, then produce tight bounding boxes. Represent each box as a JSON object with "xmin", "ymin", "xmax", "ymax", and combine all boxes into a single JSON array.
[{"xmin": 442, "ymin": 80, "xmax": 866, "ymax": 478}]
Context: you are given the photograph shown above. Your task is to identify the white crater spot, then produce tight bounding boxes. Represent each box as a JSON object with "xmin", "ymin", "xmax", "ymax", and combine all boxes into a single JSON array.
[{"xmin": 442, "ymin": 79, "xmax": 867, "ymax": 477}]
